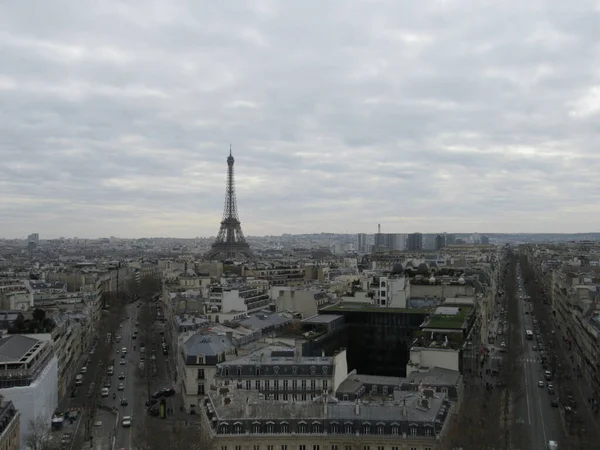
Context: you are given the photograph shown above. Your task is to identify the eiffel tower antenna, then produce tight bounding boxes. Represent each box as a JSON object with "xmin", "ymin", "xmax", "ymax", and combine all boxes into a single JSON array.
[{"xmin": 205, "ymin": 147, "xmax": 253, "ymax": 260}]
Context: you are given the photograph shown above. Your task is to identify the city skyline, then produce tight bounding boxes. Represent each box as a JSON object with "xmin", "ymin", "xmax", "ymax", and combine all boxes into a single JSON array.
[{"xmin": 1, "ymin": 0, "xmax": 599, "ymax": 238}]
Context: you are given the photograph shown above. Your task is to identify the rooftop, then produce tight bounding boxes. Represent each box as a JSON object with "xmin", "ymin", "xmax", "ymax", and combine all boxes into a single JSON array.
[
  {"xmin": 208, "ymin": 388, "xmax": 449, "ymax": 424},
  {"xmin": 301, "ymin": 314, "xmax": 344, "ymax": 325},
  {"xmin": 321, "ymin": 302, "xmax": 431, "ymax": 314},
  {"xmin": 220, "ymin": 344, "xmax": 333, "ymax": 367},
  {"xmin": 423, "ymin": 306, "xmax": 473, "ymax": 330},
  {"xmin": 0, "ymin": 335, "xmax": 41, "ymax": 363}
]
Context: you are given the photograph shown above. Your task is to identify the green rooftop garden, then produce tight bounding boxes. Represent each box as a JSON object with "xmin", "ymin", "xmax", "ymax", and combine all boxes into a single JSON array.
[
  {"xmin": 321, "ymin": 302, "xmax": 432, "ymax": 314},
  {"xmin": 423, "ymin": 306, "xmax": 473, "ymax": 329}
]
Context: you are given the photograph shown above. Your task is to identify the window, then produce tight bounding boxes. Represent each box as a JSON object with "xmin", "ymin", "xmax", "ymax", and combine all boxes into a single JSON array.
[
  {"xmin": 234, "ymin": 423, "xmax": 243, "ymax": 434},
  {"xmin": 331, "ymin": 446, "xmax": 338, "ymax": 450},
  {"xmin": 377, "ymin": 425, "xmax": 385, "ymax": 435},
  {"xmin": 322, "ymin": 366, "xmax": 328, "ymax": 374},
  {"xmin": 246, "ymin": 380, "xmax": 251, "ymax": 390},
  {"xmin": 252, "ymin": 423, "xmax": 261, "ymax": 433},
  {"xmin": 392, "ymin": 447, "xmax": 399, "ymax": 450},
  {"xmin": 299, "ymin": 446, "xmax": 306, "ymax": 450},
  {"xmin": 312, "ymin": 422, "xmax": 322, "ymax": 433},
  {"xmin": 310, "ymin": 380, "xmax": 316, "ymax": 390},
  {"xmin": 255, "ymin": 366, "xmax": 261, "ymax": 376},
  {"xmin": 274, "ymin": 380, "xmax": 279, "ymax": 390},
  {"xmin": 391, "ymin": 426, "xmax": 399, "ymax": 435},
  {"xmin": 197, "ymin": 369, "xmax": 205, "ymax": 379},
  {"xmin": 425, "ymin": 448, "xmax": 433, "ymax": 450},
  {"xmin": 323, "ymin": 380, "xmax": 328, "ymax": 391},
  {"xmin": 265, "ymin": 380, "xmax": 270, "ymax": 389},
  {"xmin": 298, "ymin": 422, "xmax": 307, "ymax": 433},
  {"xmin": 224, "ymin": 367, "xmax": 229, "ymax": 376},
  {"xmin": 345, "ymin": 447, "xmax": 352, "ymax": 450},
  {"xmin": 235, "ymin": 446, "xmax": 242, "ymax": 450},
  {"xmin": 330, "ymin": 423, "xmax": 339, "ymax": 434},
  {"xmin": 371, "ymin": 385, "xmax": 377, "ymax": 395},
  {"xmin": 281, "ymin": 446, "xmax": 287, "ymax": 450},
  {"xmin": 425, "ymin": 427, "xmax": 432, "ymax": 436},
  {"xmin": 221, "ymin": 447, "xmax": 227, "ymax": 450},
  {"xmin": 267, "ymin": 446, "xmax": 274, "ymax": 450},
  {"xmin": 410, "ymin": 447, "xmax": 417, "ymax": 450},
  {"xmin": 237, "ymin": 366, "xmax": 242, "ymax": 376},
  {"xmin": 283, "ymin": 394, "xmax": 288, "ymax": 401},
  {"xmin": 362, "ymin": 423, "xmax": 371, "ymax": 434},
  {"xmin": 280, "ymin": 422, "xmax": 289, "ymax": 433},
  {"xmin": 292, "ymin": 366, "xmax": 298, "ymax": 374},
  {"xmin": 342, "ymin": 394, "xmax": 349, "ymax": 401},
  {"xmin": 382, "ymin": 386, "xmax": 388, "ymax": 395},
  {"xmin": 253, "ymin": 446, "xmax": 260, "ymax": 450},
  {"xmin": 313, "ymin": 446, "xmax": 320, "ymax": 450},
  {"xmin": 274, "ymin": 394, "xmax": 279, "ymax": 401},
  {"xmin": 197, "ymin": 384, "xmax": 205, "ymax": 395},
  {"xmin": 274, "ymin": 366, "xmax": 280, "ymax": 374},
  {"xmin": 266, "ymin": 423, "xmax": 274, "ymax": 433},
  {"xmin": 377, "ymin": 447, "xmax": 384, "ymax": 450},
  {"xmin": 292, "ymin": 380, "xmax": 298, "ymax": 389},
  {"xmin": 301, "ymin": 394, "xmax": 307, "ymax": 401},
  {"xmin": 219, "ymin": 424, "xmax": 229, "ymax": 434},
  {"xmin": 344, "ymin": 423, "xmax": 353, "ymax": 433},
  {"xmin": 255, "ymin": 380, "xmax": 260, "ymax": 390},
  {"xmin": 283, "ymin": 380, "xmax": 289, "ymax": 390},
  {"xmin": 301, "ymin": 380, "xmax": 307, "ymax": 390},
  {"xmin": 410, "ymin": 426, "xmax": 418, "ymax": 436},
  {"xmin": 310, "ymin": 366, "xmax": 316, "ymax": 374},
  {"xmin": 363, "ymin": 446, "xmax": 370, "ymax": 450}
]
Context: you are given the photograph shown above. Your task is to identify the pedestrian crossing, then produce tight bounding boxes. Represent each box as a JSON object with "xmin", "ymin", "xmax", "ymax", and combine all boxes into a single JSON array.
[{"xmin": 517, "ymin": 357, "xmax": 542, "ymax": 363}]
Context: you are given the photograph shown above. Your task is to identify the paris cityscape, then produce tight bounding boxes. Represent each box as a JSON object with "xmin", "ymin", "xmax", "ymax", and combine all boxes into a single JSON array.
[{"xmin": 1, "ymin": 1, "xmax": 599, "ymax": 450}]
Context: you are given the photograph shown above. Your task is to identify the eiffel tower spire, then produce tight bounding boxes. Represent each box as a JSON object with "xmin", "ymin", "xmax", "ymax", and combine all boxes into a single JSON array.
[{"xmin": 205, "ymin": 147, "xmax": 253, "ymax": 260}]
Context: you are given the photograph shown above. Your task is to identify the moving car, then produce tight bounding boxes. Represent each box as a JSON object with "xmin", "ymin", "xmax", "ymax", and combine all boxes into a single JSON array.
[
  {"xmin": 101, "ymin": 388, "xmax": 109, "ymax": 397},
  {"xmin": 122, "ymin": 416, "xmax": 132, "ymax": 427},
  {"xmin": 120, "ymin": 398, "xmax": 128, "ymax": 406},
  {"xmin": 118, "ymin": 383, "xmax": 124, "ymax": 391},
  {"xmin": 538, "ymin": 380, "xmax": 545, "ymax": 388},
  {"xmin": 119, "ymin": 373, "xmax": 125, "ymax": 380}
]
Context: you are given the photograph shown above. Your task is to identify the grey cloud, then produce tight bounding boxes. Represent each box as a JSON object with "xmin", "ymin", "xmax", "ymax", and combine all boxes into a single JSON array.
[{"xmin": 0, "ymin": 0, "xmax": 599, "ymax": 237}]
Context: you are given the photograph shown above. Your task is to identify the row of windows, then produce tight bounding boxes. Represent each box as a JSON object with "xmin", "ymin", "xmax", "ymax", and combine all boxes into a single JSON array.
[
  {"xmin": 217, "ymin": 421, "xmax": 436, "ymax": 437},
  {"xmin": 238, "ymin": 379, "xmax": 328, "ymax": 391},
  {"xmin": 221, "ymin": 445, "xmax": 433, "ymax": 450},
  {"xmin": 223, "ymin": 365, "xmax": 329, "ymax": 377}
]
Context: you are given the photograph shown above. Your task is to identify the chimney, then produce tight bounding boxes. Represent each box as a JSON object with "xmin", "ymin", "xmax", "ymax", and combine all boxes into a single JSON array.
[
  {"xmin": 295, "ymin": 340, "xmax": 302, "ymax": 360},
  {"xmin": 355, "ymin": 399, "xmax": 360, "ymax": 415}
]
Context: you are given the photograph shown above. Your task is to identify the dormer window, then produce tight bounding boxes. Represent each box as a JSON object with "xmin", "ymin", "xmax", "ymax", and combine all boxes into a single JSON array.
[
  {"xmin": 236, "ymin": 366, "xmax": 242, "ymax": 376},
  {"xmin": 255, "ymin": 366, "xmax": 261, "ymax": 376},
  {"xmin": 310, "ymin": 366, "xmax": 316, "ymax": 375},
  {"xmin": 224, "ymin": 367, "xmax": 230, "ymax": 377},
  {"xmin": 274, "ymin": 366, "xmax": 280, "ymax": 374},
  {"xmin": 322, "ymin": 366, "xmax": 328, "ymax": 375},
  {"xmin": 292, "ymin": 366, "xmax": 298, "ymax": 374},
  {"xmin": 410, "ymin": 426, "xmax": 418, "ymax": 436},
  {"xmin": 362, "ymin": 423, "xmax": 371, "ymax": 434}
]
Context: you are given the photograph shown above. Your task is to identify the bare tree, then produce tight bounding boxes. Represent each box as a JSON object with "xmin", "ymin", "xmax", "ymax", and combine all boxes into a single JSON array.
[{"xmin": 24, "ymin": 415, "xmax": 60, "ymax": 450}]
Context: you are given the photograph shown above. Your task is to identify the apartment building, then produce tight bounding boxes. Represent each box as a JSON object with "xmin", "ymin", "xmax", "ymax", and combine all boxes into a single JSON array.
[
  {"xmin": 213, "ymin": 345, "xmax": 348, "ymax": 401},
  {"xmin": 208, "ymin": 283, "xmax": 271, "ymax": 314},
  {"xmin": 0, "ymin": 396, "xmax": 20, "ymax": 450},
  {"xmin": 200, "ymin": 387, "xmax": 452, "ymax": 450},
  {"xmin": 0, "ymin": 335, "xmax": 58, "ymax": 446}
]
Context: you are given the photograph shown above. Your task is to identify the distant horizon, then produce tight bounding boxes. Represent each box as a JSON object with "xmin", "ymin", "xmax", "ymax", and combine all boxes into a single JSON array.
[{"xmin": 4, "ymin": 231, "xmax": 600, "ymax": 241}]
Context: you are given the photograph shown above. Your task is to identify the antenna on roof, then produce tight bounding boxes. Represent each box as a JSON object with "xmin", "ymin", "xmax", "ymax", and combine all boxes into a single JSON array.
[{"xmin": 229, "ymin": 144, "xmax": 232, "ymax": 156}]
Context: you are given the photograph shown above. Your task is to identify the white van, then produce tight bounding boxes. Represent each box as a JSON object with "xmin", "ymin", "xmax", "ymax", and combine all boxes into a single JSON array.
[
  {"xmin": 121, "ymin": 347, "xmax": 127, "ymax": 355},
  {"xmin": 75, "ymin": 374, "xmax": 84, "ymax": 386},
  {"xmin": 101, "ymin": 388, "xmax": 109, "ymax": 397}
]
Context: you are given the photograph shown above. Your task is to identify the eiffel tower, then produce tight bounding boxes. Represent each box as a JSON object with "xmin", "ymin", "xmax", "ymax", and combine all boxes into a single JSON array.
[{"xmin": 205, "ymin": 147, "xmax": 253, "ymax": 260}]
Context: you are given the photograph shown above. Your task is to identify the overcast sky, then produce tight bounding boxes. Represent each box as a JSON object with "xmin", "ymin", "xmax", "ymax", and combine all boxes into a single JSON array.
[{"xmin": 1, "ymin": 0, "xmax": 599, "ymax": 239}]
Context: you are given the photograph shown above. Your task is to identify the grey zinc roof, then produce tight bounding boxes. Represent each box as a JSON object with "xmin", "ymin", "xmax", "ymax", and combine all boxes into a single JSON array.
[
  {"xmin": 406, "ymin": 367, "xmax": 461, "ymax": 386},
  {"xmin": 224, "ymin": 345, "xmax": 332, "ymax": 366},
  {"xmin": 184, "ymin": 333, "xmax": 233, "ymax": 357},
  {"xmin": 0, "ymin": 335, "xmax": 40, "ymax": 362},
  {"xmin": 238, "ymin": 313, "xmax": 291, "ymax": 331}
]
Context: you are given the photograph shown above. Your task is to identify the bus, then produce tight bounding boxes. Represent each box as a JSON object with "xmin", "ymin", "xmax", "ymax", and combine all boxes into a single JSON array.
[{"xmin": 525, "ymin": 329, "xmax": 533, "ymax": 340}]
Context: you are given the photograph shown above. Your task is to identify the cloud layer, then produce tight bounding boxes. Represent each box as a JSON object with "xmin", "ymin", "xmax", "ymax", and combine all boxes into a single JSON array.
[{"xmin": 1, "ymin": 0, "xmax": 599, "ymax": 238}]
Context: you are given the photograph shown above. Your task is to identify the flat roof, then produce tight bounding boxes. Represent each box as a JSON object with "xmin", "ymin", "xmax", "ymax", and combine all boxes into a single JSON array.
[
  {"xmin": 424, "ymin": 306, "xmax": 472, "ymax": 329},
  {"xmin": 321, "ymin": 302, "xmax": 431, "ymax": 314},
  {"xmin": 302, "ymin": 314, "xmax": 343, "ymax": 324}
]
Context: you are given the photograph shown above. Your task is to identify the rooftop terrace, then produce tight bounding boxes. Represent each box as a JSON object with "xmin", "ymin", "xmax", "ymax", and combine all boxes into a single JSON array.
[
  {"xmin": 321, "ymin": 302, "xmax": 432, "ymax": 314},
  {"xmin": 422, "ymin": 306, "xmax": 473, "ymax": 330}
]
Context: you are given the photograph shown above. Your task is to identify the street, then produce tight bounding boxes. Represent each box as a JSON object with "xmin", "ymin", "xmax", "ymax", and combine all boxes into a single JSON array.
[{"xmin": 514, "ymin": 266, "xmax": 563, "ymax": 449}]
